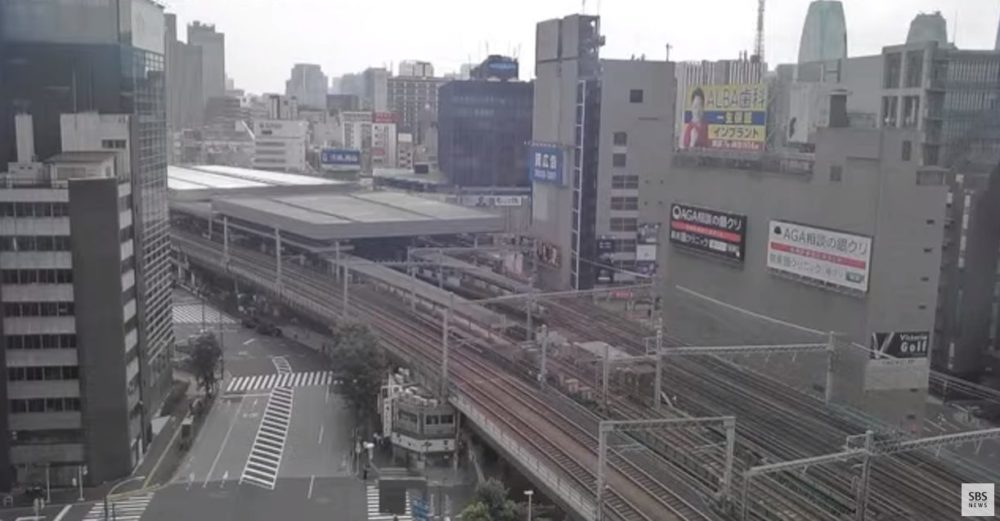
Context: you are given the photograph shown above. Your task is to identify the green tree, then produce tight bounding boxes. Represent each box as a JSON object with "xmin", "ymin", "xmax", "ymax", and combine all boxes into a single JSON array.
[
  {"xmin": 190, "ymin": 332, "xmax": 222, "ymax": 396},
  {"xmin": 459, "ymin": 479, "xmax": 518, "ymax": 521},
  {"xmin": 329, "ymin": 323, "xmax": 388, "ymax": 427}
]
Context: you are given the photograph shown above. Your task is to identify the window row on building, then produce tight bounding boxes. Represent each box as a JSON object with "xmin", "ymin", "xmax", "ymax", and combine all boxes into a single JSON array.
[
  {"xmin": 7, "ymin": 365, "xmax": 80, "ymax": 381},
  {"xmin": 1, "ymin": 269, "xmax": 74, "ymax": 285},
  {"xmin": 9, "ymin": 398, "xmax": 81, "ymax": 414},
  {"xmin": 0, "ymin": 202, "xmax": 70, "ymax": 218},
  {"xmin": 0, "ymin": 236, "xmax": 71, "ymax": 252},
  {"xmin": 3, "ymin": 302, "xmax": 75, "ymax": 317},
  {"xmin": 4, "ymin": 334, "xmax": 78, "ymax": 350}
]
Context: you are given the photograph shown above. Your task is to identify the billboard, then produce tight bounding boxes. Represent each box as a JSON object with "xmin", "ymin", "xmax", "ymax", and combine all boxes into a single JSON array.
[
  {"xmin": 373, "ymin": 112, "xmax": 396, "ymax": 124},
  {"xmin": 669, "ymin": 204, "xmax": 747, "ymax": 262},
  {"xmin": 870, "ymin": 331, "xmax": 930, "ymax": 359},
  {"xmin": 528, "ymin": 143, "xmax": 563, "ymax": 184},
  {"xmin": 320, "ymin": 148, "xmax": 361, "ymax": 170},
  {"xmin": 679, "ymin": 83, "xmax": 767, "ymax": 151},
  {"xmin": 460, "ymin": 195, "xmax": 526, "ymax": 207},
  {"xmin": 636, "ymin": 223, "xmax": 659, "ymax": 262},
  {"xmin": 766, "ymin": 221, "xmax": 872, "ymax": 293}
]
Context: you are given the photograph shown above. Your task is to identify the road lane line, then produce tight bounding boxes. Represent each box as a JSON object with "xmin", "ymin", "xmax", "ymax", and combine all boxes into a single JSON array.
[
  {"xmin": 307, "ymin": 475, "xmax": 315, "ymax": 499},
  {"xmin": 318, "ymin": 424, "xmax": 324, "ymax": 444},
  {"xmin": 53, "ymin": 505, "xmax": 72, "ymax": 521},
  {"xmin": 243, "ymin": 338, "xmax": 256, "ymax": 345},
  {"xmin": 203, "ymin": 396, "xmax": 246, "ymax": 487}
]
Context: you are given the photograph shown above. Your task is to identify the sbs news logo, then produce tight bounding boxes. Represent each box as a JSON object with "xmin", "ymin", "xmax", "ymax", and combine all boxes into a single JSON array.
[{"xmin": 962, "ymin": 483, "xmax": 995, "ymax": 517}]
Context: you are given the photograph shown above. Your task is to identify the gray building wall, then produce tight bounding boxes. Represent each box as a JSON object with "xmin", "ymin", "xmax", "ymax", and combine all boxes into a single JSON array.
[
  {"xmin": 187, "ymin": 22, "xmax": 225, "ymax": 108},
  {"xmin": 68, "ymin": 178, "xmax": 133, "ymax": 483},
  {"xmin": 165, "ymin": 13, "xmax": 204, "ymax": 132},
  {"xmin": 659, "ymin": 127, "xmax": 947, "ymax": 428}
]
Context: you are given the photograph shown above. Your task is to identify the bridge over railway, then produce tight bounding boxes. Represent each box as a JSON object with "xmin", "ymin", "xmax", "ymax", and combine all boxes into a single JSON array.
[{"xmin": 172, "ymin": 225, "xmax": 1000, "ymax": 521}]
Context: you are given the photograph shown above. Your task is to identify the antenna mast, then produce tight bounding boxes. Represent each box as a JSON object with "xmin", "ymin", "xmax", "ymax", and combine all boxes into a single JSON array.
[{"xmin": 753, "ymin": 0, "xmax": 765, "ymax": 61}]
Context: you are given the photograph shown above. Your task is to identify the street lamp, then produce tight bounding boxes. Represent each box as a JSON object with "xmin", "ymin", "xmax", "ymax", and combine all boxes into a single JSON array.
[{"xmin": 523, "ymin": 489, "xmax": 534, "ymax": 520}]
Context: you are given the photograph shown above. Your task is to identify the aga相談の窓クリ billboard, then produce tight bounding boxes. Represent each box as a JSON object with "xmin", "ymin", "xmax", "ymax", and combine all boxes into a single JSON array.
[
  {"xmin": 679, "ymin": 83, "xmax": 767, "ymax": 152},
  {"xmin": 766, "ymin": 220, "xmax": 872, "ymax": 293}
]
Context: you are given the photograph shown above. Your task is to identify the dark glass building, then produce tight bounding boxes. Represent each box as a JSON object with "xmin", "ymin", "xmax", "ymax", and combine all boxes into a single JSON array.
[
  {"xmin": 437, "ymin": 79, "xmax": 533, "ymax": 187},
  {"xmin": 0, "ymin": 0, "xmax": 174, "ymax": 488}
]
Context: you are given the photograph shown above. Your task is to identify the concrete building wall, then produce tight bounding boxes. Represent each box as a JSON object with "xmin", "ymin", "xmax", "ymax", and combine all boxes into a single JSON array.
[
  {"xmin": 187, "ymin": 22, "xmax": 225, "ymax": 106},
  {"xmin": 659, "ymin": 128, "xmax": 946, "ymax": 428},
  {"xmin": 68, "ymin": 177, "xmax": 134, "ymax": 483}
]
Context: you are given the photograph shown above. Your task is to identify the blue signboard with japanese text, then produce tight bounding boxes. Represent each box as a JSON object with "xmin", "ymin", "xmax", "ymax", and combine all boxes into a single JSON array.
[
  {"xmin": 320, "ymin": 148, "xmax": 361, "ymax": 168},
  {"xmin": 528, "ymin": 143, "xmax": 564, "ymax": 185}
]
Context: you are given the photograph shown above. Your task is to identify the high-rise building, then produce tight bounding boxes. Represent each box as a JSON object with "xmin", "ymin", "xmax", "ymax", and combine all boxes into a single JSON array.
[
  {"xmin": 187, "ymin": 22, "xmax": 226, "ymax": 111},
  {"xmin": 438, "ymin": 60, "xmax": 533, "ymax": 187},
  {"xmin": 363, "ymin": 68, "xmax": 389, "ymax": 112},
  {"xmin": 387, "ymin": 75, "xmax": 446, "ymax": 143},
  {"xmin": 995, "ymin": 14, "xmax": 1000, "ymax": 51},
  {"xmin": 0, "ymin": 0, "xmax": 174, "ymax": 490},
  {"xmin": 906, "ymin": 12, "xmax": 948, "ymax": 46},
  {"xmin": 285, "ymin": 63, "xmax": 328, "ymax": 110},
  {"xmin": 164, "ymin": 13, "xmax": 204, "ymax": 132},
  {"xmin": 797, "ymin": 0, "xmax": 848, "ymax": 64},
  {"xmin": 531, "ymin": 14, "xmax": 674, "ymax": 289},
  {"xmin": 264, "ymin": 94, "xmax": 299, "ymax": 121}
]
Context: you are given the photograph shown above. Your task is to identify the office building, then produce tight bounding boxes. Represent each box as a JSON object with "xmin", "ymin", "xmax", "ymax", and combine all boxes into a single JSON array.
[
  {"xmin": 797, "ymin": 0, "xmax": 848, "ymax": 64},
  {"xmin": 285, "ymin": 63, "xmax": 328, "ymax": 110},
  {"xmin": 264, "ymin": 94, "xmax": 299, "ymax": 121},
  {"xmin": 387, "ymin": 75, "xmax": 446, "ymax": 144},
  {"xmin": 398, "ymin": 133, "xmax": 414, "ymax": 170},
  {"xmin": 187, "ymin": 22, "xmax": 226, "ymax": 109},
  {"xmin": 437, "ymin": 68, "xmax": 533, "ymax": 187},
  {"xmin": 0, "ymin": 5, "xmax": 175, "ymax": 490},
  {"xmin": 530, "ymin": 14, "xmax": 674, "ymax": 290},
  {"xmin": 371, "ymin": 116, "xmax": 398, "ymax": 169},
  {"xmin": 470, "ymin": 55, "xmax": 520, "ymax": 81},
  {"xmin": 906, "ymin": 12, "xmax": 948, "ymax": 46},
  {"xmin": 398, "ymin": 60, "xmax": 435, "ymax": 78},
  {"xmin": 327, "ymin": 94, "xmax": 360, "ymax": 113},
  {"xmin": 252, "ymin": 119, "xmax": 307, "ymax": 172},
  {"xmin": 342, "ymin": 112, "xmax": 373, "ymax": 171},
  {"xmin": 661, "ymin": 121, "xmax": 947, "ymax": 431},
  {"xmin": 164, "ymin": 13, "xmax": 204, "ymax": 132},
  {"xmin": 363, "ymin": 68, "xmax": 389, "ymax": 112},
  {"xmin": 2, "ymin": 111, "xmax": 146, "ymax": 487}
]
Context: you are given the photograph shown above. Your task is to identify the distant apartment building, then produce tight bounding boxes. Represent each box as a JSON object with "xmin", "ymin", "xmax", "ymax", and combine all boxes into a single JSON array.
[
  {"xmin": 530, "ymin": 14, "xmax": 674, "ymax": 290},
  {"xmin": 363, "ymin": 68, "xmax": 389, "ymax": 112},
  {"xmin": 285, "ymin": 63, "xmax": 328, "ymax": 110},
  {"xmin": 187, "ymin": 21, "xmax": 226, "ymax": 108},
  {"xmin": 164, "ymin": 13, "xmax": 204, "ymax": 132},
  {"xmin": 371, "ymin": 115, "xmax": 398, "ymax": 169},
  {"xmin": 797, "ymin": 0, "xmax": 848, "ymax": 64},
  {"xmin": 397, "ymin": 133, "xmax": 414, "ymax": 170},
  {"xmin": 264, "ymin": 94, "xmax": 299, "ymax": 121},
  {"xmin": 437, "ymin": 67, "xmax": 533, "ymax": 187},
  {"xmin": 252, "ymin": 120, "xmax": 307, "ymax": 173}
]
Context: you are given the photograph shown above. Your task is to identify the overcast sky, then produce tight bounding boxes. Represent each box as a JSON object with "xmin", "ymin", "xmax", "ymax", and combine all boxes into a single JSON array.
[{"xmin": 163, "ymin": 0, "xmax": 1000, "ymax": 94}]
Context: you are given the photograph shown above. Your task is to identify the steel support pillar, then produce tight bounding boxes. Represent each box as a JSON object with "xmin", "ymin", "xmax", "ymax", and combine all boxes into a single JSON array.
[
  {"xmin": 653, "ymin": 323, "xmax": 663, "ymax": 410},
  {"xmin": 441, "ymin": 293, "xmax": 453, "ymax": 397},
  {"xmin": 602, "ymin": 343, "xmax": 610, "ymax": 410},
  {"xmin": 722, "ymin": 417, "xmax": 736, "ymax": 503},
  {"xmin": 855, "ymin": 430, "xmax": 874, "ymax": 521},
  {"xmin": 342, "ymin": 265, "xmax": 349, "ymax": 318},
  {"xmin": 825, "ymin": 331, "xmax": 836, "ymax": 405},
  {"xmin": 222, "ymin": 215, "xmax": 229, "ymax": 261},
  {"xmin": 274, "ymin": 228, "xmax": 283, "ymax": 288},
  {"xmin": 595, "ymin": 427, "xmax": 608, "ymax": 521},
  {"xmin": 539, "ymin": 324, "xmax": 549, "ymax": 386}
]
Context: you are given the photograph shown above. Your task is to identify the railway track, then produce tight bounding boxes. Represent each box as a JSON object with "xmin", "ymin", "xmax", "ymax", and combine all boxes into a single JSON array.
[{"xmin": 173, "ymin": 232, "xmax": 711, "ymax": 521}]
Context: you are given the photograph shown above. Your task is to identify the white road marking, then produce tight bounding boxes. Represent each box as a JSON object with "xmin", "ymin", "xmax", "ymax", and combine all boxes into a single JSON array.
[
  {"xmin": 243, "ymin": 338, "xmax": 256, "ymax": 345},
  {"xmin": 318, "ymin": 424, "xmax": 324, "ymax": 444},
  {"xmin": 223, "ymin": 371, "xmax": 336, "ymax": 394},
  {"xmin": 307, "ymin": 475, "xmax": 315, "ymax": 499},
  {"xmin": 53, "ymin": 504, "xmax": 72, "ymax": 521},
  {"xmin": 80, "ymin": 493, "xmax": 154, "ymax": 521},
  {"xmin": 204, "ymin": 397, "xmax": 245, "ymax": 487},
  {"xmin": 240, "ymin": 387, "xmax": 294, "ymax": 490}
]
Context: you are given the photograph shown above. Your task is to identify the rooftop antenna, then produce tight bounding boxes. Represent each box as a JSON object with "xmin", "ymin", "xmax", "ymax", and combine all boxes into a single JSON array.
[
  {"xmin": 753, "ymin": 0, "xmax": 765, "ymax": 61},
  {"xmin": 666, "ymin": 43, "xmax": 672, "ymax": 61},
  {"xmin": 582, "ymin": 0, "xmax": 587, "ymax": 14}
]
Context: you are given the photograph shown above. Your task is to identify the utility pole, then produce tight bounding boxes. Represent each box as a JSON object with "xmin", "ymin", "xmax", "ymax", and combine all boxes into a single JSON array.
[
  {"xmin": 653, "ymin": 318, "xmax": 663, "ymax": 409},
  {"xmin": 539, "ymin": 324, "xmax": 549, "ymax": 386},
  {"xmin": 825, "ymin": 331, "xmax": 836, "ymax": 405},
  {"xmin": 595, "ymin": 426, "xmax": 607, "ymax": 521},
  {"xmin": 602, "ymin": 343, "xmax": 610, "ymax": 411},
  {"xmin": 342, "ymin": 265, "xmax": 349, "ymax": 319},
  {"xmin": 441, "ymin": 293, "xmax": 453, "ymax": 397},
  {"xmin": 526, "ymin": 275, "xmax": 535, "ymax": 342},
  {"xmin": 855, "ymin": 430, "xmax": 874, "ymax": 521},
  {"xmin": 274, "ymin": 228, "xmax": 282, "ymax": 289}
]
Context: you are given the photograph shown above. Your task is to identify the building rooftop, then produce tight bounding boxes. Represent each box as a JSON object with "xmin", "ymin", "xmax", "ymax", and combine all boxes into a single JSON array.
[
  {"xmin": 45, "ymin": 151, "xmax": 118, "ymax": 164},
  {"xmin": 212, "ymin": 190, "xmax": 503, "ymax": 241}
]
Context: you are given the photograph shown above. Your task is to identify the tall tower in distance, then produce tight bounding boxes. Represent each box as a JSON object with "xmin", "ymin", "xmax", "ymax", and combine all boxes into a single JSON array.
[
  {"xmin": 995, "ymin": 12, "xmax": 1000, "ymax": 51},
  {"xmin": 907, "ymin": 11, "xmax": 948, "ymax": 46},
  {"xmin": 797, "ymin": 0, "xmax": 847, "ymax": 64}
]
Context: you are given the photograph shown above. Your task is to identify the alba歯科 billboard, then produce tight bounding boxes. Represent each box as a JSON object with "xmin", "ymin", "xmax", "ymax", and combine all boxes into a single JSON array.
[
  {"xmin": 766, "ymin": 220, "xmax": 872, "ymax": 293},
  {"xmin": 679, "ymin": 83, "xmax": 767, "ymax": 152},
  {"xmin": 528, "ymin": 143, "xmax": 564, "ymax": 184},
  {"xmin": 669, "ymin": 204, "xmax": 747, "ymax": 262}
]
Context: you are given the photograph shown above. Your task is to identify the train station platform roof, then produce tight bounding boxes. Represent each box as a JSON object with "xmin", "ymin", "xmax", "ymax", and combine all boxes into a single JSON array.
[
  {"xmin": 211, "ymin": 190, "xmax": 504, "ymax": 241},
  {"xmin": 168, "ymin": 165, "xmax": 352, "ymax": 201}
]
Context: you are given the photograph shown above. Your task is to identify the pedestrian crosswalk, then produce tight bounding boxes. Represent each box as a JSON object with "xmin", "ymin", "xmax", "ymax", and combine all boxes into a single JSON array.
[
  {"xmin": 173, "ymin": 303, "xmax": 238, "ymax": 325},
  {"xmin": 272, "ymin": 356, "xmax": 292, "ymax": 374},
  {"xmin": 366, "ymin": 483, "xmax": 413, "ymax": 521},
  {"xmin": 240, "ymin": 387, "xmax": 293, "ymax": 490},
  {"xmin": 225, "ymin": 371, "xmax": 336, "ymax": 393},
  {"xmin": 81, "ymin": 493, "xmax": 154, "ymax": 521}
]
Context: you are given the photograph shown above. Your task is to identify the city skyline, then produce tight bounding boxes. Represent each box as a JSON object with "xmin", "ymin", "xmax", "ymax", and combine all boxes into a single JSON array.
[{"xmin": 165, "ymin": 0, "xmax": 1000, "ymax": 93}]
